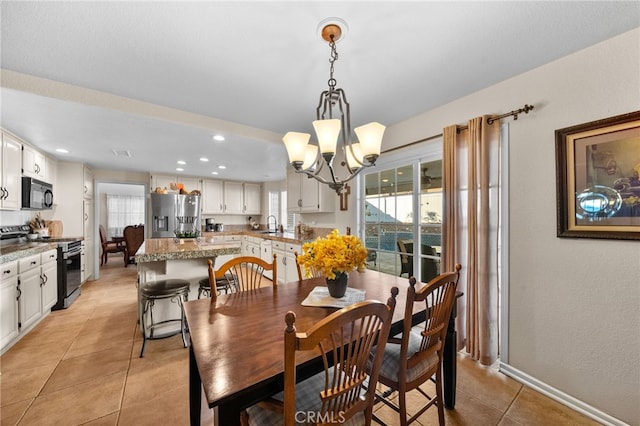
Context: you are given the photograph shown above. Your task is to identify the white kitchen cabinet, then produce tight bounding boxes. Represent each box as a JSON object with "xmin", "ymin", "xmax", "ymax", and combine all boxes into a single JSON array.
[
  {"xmin": 41, "ymin": 250, "xmax": 58, "ymax": 312},
  {"xmin": 223, "ymin": 181, "xmax": 244, "ymax": 214},
  {"xmin": 287, "ymin": 168, "xmax": 335, "ymax": 213},
  {"xmin": 56, "ymin": 162, "xmax": 95, "ymax": 281},
  {"xmin": 202, "ymin": 179, "xmax": 224, "ymax": 214},
  {"xmin": 284, "ymin": 245, "xmax": 300, "ymax": 284},
  {"xmin": 0, "ymin": 132, "xmax": 22, "ymax": 210},
  {"xmin": 22, "ymin": 144, "xmax": 47, "ymax": 180},
  {"xmin": 272, "ymin": 241, "xmax": 301, "ymax": 284},
  {"xmin": 18, "ymin": 254, "xmax": 42, "ymax": 331},
  {"xmin": 243, "ymin": 183, "xmax": 261, "ymax": 215},
  {"xmin": 242, "ymin": 236, "xmax": 261, "ymax": 257},
  {"xmin": 83, "ymin": 166, "xmax": 93, "ymax": 199},
  {"xmin": 0, "ymin": 261, "xmax": 19, "ymax": 350}
]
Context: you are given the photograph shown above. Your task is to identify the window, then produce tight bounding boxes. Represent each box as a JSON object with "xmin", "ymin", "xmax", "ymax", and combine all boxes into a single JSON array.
[
  {"xmin": 106, "ymin": 194, "xmax": 145, "ymax": 237},
  {"xmin": 362, "ymin": 156, "xmax": 442, "ymax": 282}
]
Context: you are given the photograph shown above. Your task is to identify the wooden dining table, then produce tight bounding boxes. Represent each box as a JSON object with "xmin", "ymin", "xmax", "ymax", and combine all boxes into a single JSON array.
[{"xmin": 184, "ymin": 270, "xmax": 461, "ymax": 426}]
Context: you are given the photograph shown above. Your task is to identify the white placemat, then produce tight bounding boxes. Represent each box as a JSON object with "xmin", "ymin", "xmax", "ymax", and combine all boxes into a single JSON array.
[{"xmin": 301, "ymin": 286, "xmax": 366, "ymax": 308}]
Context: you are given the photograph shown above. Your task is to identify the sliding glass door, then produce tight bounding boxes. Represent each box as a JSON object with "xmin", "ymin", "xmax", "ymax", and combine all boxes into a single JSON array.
[{"xmin": 362, "ymin": 158, "xmax": 443, "ymax": 283}]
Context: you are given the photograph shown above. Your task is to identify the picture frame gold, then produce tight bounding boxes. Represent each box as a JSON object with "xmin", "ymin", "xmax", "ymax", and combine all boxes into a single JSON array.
[{"xmin": 555, "ymin": 110, "xmax": 640, "ymax": 240}]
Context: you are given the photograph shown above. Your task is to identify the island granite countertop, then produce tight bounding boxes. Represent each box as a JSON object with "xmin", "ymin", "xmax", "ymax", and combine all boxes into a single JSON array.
[{"xmin": 134, "ymin": 238, "xmax": 241, "ymax": 263}]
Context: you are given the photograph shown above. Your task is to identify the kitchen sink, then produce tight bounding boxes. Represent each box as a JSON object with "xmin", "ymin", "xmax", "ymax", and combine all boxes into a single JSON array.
[{"xmin": 255, "ymin": 230, "xmax": 279, "ymax": 234}]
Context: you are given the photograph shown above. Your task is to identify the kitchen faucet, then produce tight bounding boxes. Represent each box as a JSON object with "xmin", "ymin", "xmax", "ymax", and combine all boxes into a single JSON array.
[{"xmin": 267, "ymin": 215, "xmax": 277, "ymax": 232}]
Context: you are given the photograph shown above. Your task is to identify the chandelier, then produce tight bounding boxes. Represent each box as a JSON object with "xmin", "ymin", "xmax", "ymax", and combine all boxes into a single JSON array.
[{"xmin": 282, "ymin": 20, "xmax": 385, "ymax": 194}]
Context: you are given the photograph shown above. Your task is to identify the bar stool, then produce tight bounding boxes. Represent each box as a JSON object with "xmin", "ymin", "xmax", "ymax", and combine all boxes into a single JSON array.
[
  {"xmin": 139, "ymin": 279, "xmax": 190, "ymax": 358},
  {"xmin": 197, "ymin": 273, "xmax": 237, "ymax": 299}
]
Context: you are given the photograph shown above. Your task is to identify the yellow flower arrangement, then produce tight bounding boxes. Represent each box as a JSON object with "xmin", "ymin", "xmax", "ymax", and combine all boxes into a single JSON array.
[{"xmin": 298, "ymin": 229, "xmax": 368, "ymax": 279}]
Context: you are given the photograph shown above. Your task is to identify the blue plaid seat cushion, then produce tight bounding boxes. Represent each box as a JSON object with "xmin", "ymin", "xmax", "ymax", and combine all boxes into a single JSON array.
[
  {"xmin": 378, "ymin": 330, "xmax": 439, "ymax": 383},
  {"xmin": 245, "ymin": 368, "xmax": 366, "ymax": 426}
]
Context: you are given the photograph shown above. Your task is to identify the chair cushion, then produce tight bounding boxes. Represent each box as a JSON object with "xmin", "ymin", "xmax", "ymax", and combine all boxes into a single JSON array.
[
  {"xmin": 378, "ymin": 330, "xmax": 439, "ymax": 383},
  {"xmin": 246, "ymin": 369, "xmax": 365, "ymax": 426}
]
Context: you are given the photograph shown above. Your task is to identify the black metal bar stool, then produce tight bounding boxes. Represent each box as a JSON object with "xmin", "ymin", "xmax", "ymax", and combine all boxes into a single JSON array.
[
  {"xmin": 139, "ymin": 278, "xmax": 190, "ymax": 357},
  {"xmin": 197, "ymin": 273, "xmax": 237, "ymax": 299}
]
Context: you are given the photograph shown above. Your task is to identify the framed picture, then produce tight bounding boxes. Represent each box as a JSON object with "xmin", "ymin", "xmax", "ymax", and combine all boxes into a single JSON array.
[{"xmin": 555, "ymin": 110, "xmax": 640, "ymax": 240}]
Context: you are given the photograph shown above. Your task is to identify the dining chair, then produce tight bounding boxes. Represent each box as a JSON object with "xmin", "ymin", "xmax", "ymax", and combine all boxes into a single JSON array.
[
  {"xmin": 243, "ymin": 287, "xmax": 399, "ymax": 426},
  {"xmin": 208, "ymin": 254, "xmax": 277, "ymax": 301},
  {"xmin": 123, "ymin": 224, "xmax": 144, "ymax": 267},
  {"xmin": 294, "ymin": 251, "xmax": 323, "ymax": 281},
  {"xmin": 373, "ymin": 264, "xmax": 461, "ymax": 426},
  {"xmin": 99, "ymin": 224, "xmax": 125, "ymax": 266}
]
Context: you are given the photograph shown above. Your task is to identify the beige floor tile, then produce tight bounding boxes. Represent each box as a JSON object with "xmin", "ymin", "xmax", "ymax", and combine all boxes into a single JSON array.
[
  {"xmin": 504, "ymin": 387, "xmax": 601, "ymax": 426},
  {"xmin": 456, "ymin": 354, "xmax": 522, "ymax": 413},
  {"xmin": 0, "ymin": 362, "xmax": 57, "ymax": 406},
  {"xmin": 81, "ymin": 412, "xmax": 119, "ymax": 425},
  {"xmin": 0, "ymin": 339, "xmax": 70, "ymax": 373},
  {"xmin": 416, "ymin": 388, "xmax": 505, "ymax": 426},
  {"xmin": 122, "ymin": 351, "xmax": 188, "ymax": 407},
  {"xmin": 118, "ymin": 383, "xmax": 190, "ymax": 425},
  {"xmin": 0, "ymin": 398, "xmax": 32, "ymax": 425},
  {"xmin": 41, "ymin": 344, "xmax": 131, "ymax": 394},
  {"xmin": 19, "ymin": 371, "xmax": 125, "ymax": 425}
]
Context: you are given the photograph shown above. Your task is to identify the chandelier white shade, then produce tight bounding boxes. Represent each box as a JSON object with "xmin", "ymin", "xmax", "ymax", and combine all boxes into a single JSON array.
[{"xmin": 282, "ymin": 20, "xmax": 385, "ymax": 194}]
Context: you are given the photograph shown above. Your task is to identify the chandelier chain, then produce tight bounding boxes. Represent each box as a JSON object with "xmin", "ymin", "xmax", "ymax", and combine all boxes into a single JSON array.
[{"xmin": 327, "ymin": 35, "xmax": 338, "ymax": 91}]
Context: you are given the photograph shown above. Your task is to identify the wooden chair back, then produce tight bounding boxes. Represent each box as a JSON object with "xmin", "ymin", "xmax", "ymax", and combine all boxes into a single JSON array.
[
  {"xmin": 283, "ymin": 287, "xmax": 398, "ymax": 426},
  {"xmin": 403, "ymin": 265, "xmax": 460, "ymax": 378},
  {"xmin": 294, "ymin": 251, "xmax": 323, "ymax": 281},
  {"xmin": 123, "ymin": 224, "xmax": 144, "ymax": 267},
  {"xmin": 99, "ymin": 224, "xmax": 108, "ymax": 245},
  {"xmin": 208, "ymin": 255, "xmax": 277, "ymax": 301}
]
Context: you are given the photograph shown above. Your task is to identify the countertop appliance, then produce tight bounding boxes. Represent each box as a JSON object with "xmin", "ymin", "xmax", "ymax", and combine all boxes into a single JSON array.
[
  {"xmin": 21, "ymin": 177, "xmax": 53, "ymax": 210},
  {"xmin": 150, "ymin": 193, "xmax": 201, "ymax": 238}
]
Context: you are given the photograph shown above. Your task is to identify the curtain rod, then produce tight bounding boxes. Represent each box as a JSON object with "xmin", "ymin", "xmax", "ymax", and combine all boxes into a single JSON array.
[{"xmin": 381, "ymin": 103, "xmax": 534, "ymax": 155}]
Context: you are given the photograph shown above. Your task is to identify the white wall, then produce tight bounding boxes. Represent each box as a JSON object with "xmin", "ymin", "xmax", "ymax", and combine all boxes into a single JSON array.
[{"xmin": 385, "ymin": 28, "xmax": 640, "ymax": 425}]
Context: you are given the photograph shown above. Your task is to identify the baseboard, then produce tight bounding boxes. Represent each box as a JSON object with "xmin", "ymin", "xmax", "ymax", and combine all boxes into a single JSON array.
[{"xmin": 499, "ymin": 362, "xmax": 628, "ymax": 426}]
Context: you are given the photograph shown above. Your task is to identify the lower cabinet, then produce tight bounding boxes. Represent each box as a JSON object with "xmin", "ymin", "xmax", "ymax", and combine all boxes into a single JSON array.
[
  {"xmin": 18, "ymin": 255, "xmax": 42, "ymax": 331},
  {"xmin": 0, "ymin": 261, "xmax": 19, "ymax": 349},
  {"xmin": 1, "ymin": 249, "xmax": 58, "ymax": 353},
  {"xmin": 41, "ymin": 249, "xmax": 58, "ymax": 312},
  {"xmin": 272, "ymin": 241, "xmax": 301, "ymax": 285}
]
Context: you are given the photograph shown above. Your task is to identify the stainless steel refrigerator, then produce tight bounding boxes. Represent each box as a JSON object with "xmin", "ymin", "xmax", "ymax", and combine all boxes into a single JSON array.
[{"xmin": 150, "ymin": 193, "xmax": 201, "ymax": 238}]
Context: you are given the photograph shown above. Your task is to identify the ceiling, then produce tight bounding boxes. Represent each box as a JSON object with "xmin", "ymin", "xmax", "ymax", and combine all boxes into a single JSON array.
[{"xmin": 1, "ymin": 2, "xmax": 638, "ymax": 183}]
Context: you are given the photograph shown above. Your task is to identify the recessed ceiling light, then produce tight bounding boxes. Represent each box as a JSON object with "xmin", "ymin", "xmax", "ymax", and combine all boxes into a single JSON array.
[
  {"xmin": 176, "ymin": 168, "xmax": 184, "ymax": 172},
  {"xmin": 213, "ymin": 135, "xmax": 225, "ymax": 141},
  {"xmin": 382, "ymin": 178, "xmax": 389, "ymax": 182},
  {"xmin": 211, "ymin": 171, "xmax": 219, "ymax": 175},
  {"xmin": 55, "ymin": 148, "xmax": 69, "ymax": 154},
  {"xmin": 218, "ymin": 165, "xmax": 226, "ymax": 169},
  {"xmin": 200, "ymin": 157, "xmax": 209, "ymax": 162},
  {"xmin": 177, "ymin": 160, "xmax": 186, "ymax": 165}
]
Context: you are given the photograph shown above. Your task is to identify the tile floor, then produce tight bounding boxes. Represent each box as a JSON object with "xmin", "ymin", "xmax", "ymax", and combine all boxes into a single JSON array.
[{"xmin": 1, "ymin": 258, "xmax": 600, "ymax": 425}]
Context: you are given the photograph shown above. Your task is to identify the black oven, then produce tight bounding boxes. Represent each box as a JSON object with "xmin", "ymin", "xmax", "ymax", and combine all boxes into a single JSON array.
[{"xmin": 53, "ymin": 240, "xmax": 82, "ymax": 310}]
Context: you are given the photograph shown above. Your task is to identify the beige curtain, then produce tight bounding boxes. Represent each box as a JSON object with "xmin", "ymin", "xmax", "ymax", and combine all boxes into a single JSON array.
[{"xmin": 442, "ymin": 116, "xmax": 500, "ymax": 366}]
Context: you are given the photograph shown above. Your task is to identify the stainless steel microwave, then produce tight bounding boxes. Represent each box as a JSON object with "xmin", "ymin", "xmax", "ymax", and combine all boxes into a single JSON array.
[{"xmin": 21, "ymin": 177, "xmax": 53, "ymax": 210}]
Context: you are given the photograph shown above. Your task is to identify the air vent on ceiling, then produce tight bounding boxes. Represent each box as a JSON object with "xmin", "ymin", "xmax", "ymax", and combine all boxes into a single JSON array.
[{"xmin": 112, "ymin": 149, "xmax": 132, "ymax": 157}]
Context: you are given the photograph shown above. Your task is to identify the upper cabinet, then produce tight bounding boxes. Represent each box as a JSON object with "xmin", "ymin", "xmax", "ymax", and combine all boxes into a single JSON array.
[
  {"xmin": 201, "ymin": 179, "xmax": 261, "ymax": 215},
  {"xmin": 223, "ymin": 181, "xmax": 244, "ymax": 214},
  {"xmin": 83, "ymin": 166, "xmax": 93, "ymax": 199},
  {"xmin": 202, "ymin": 179, "xmax": 224, "ymax": 214},
  {"xmin": 243, "ymin": 183, "xmax": 261, "ymax": 215},
  {"xmin": 22, "ymin": 144, "xmax": 47, "ymax": 181},
  {"xmin": 287, "ymin": 168, "xmax": 335, "ymax": 213},
  {"xmin": 1, "ymin": 132, "xmax": 23, "ymax": 210}
]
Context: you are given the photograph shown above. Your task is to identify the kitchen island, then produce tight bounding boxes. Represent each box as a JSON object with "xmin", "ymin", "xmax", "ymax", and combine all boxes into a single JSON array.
[{"xmin": 135, "ymin": 237, "xmax": 242, "ymax": 336}]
